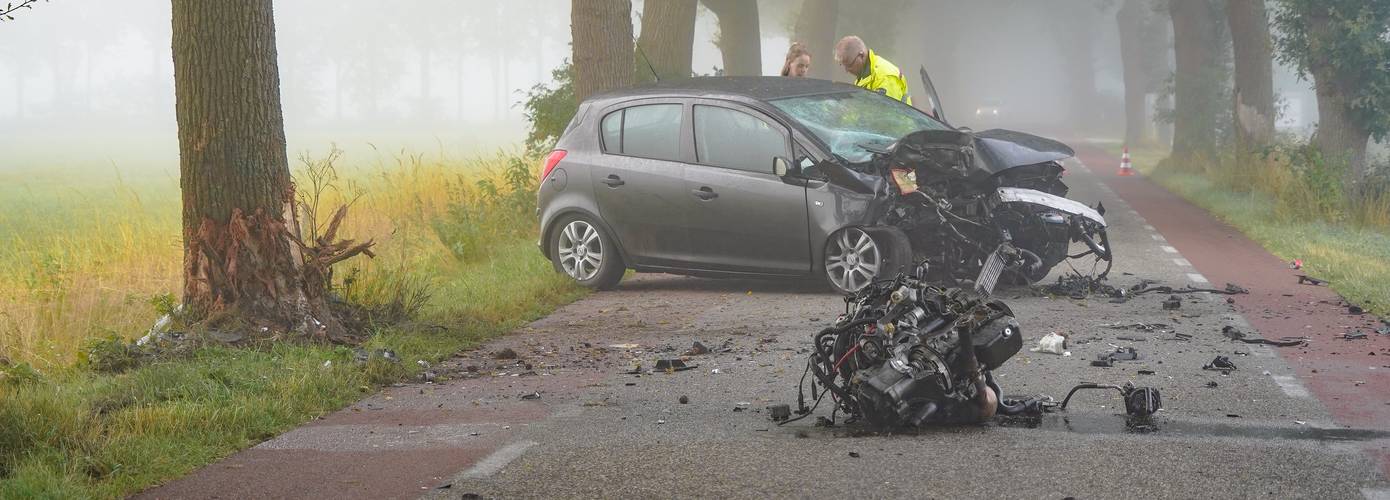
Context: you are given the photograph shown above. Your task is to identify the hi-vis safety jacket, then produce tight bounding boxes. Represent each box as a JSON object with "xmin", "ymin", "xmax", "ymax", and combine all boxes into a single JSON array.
[{"xmin": 854, "ymin": 49, "xmax": 912, "ymax": 105}]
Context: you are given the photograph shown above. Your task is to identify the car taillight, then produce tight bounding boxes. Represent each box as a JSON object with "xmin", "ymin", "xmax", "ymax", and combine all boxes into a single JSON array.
[{"xmin": 540, "ymin": 149, "xmax": 567, "ymax": 181}]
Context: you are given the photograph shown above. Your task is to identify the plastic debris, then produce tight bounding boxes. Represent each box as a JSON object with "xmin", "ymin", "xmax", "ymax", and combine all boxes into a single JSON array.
[
  {"xmin": 1203, "ymin": 355, "xmax": 1237, "ymax": 373},
  {"xmin": 1296, "ymin": 275, "xmax": 1327, "ymax": 286},
  {"xmin": 684, "ymin": 341, "xmax": 711, "ymax": 356},
  {"xmin": 1030, "ymin": 332, "xmax": 1068, "ymax": 355},
  {"xmin": 1162, "ymin": 295, "xmax": 1182, "ymax": 310},
  {"xmin": 520, "ymin": 392, "xmax": 542, "ymax": 400},
  {"xmin": 1290, "ymin": 259, "xmax": 1303, "ymax": 270},
  {"xmin": 654, "ymin": 359, "xmax": 696, "ymax": 372},
  {"xmin": 1341, "ymin": 331, "xmax": 1368, "ymax": 340},
  {"xmin": 768, "ymin": 404, "xmax": 791, "ymax": 422}
]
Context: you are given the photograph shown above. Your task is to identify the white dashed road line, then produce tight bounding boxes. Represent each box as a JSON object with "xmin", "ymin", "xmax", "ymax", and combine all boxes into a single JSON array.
[
  {"xmin": 1161, "ymin": 246, "xmax": 1178, "ymax": 253},
  {"xmin": 1186, "ymin": 273, "xmax": 1209, "ymax": 284},
  {"xmin": 1173, "ymin": 258, "xmax": 1191, "ymax": 267},
  {"xmin": 461, "ymin": 440, "xmax": 538, "ymax": 479},
  {"xmin": 1271, "ymin": 375, "xmax": 1312, "ymax": 399}
]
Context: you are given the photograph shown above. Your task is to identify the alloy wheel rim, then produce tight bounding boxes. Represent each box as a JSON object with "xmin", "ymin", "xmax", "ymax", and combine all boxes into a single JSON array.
[
  {"xmin": 558, "ymin": 220, "xmax": 602, "ymax": 281},
  {"xmin": 826, "ymin": 228, "xmax": 880, "ymax": 292}
]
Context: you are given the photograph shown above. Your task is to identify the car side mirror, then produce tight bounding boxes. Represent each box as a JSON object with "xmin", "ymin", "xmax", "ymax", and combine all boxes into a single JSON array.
[{"xmin": 773, "ymin": 156, "xmax": 791, "ymax": 177}]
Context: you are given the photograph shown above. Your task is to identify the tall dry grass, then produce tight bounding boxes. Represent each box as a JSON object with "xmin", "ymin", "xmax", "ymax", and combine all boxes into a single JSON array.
[{"xmin": 0, "ymin": 148, "xmax": 541, "ymax": 369}]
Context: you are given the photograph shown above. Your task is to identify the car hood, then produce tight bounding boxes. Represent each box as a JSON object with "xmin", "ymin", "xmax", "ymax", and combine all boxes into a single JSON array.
[{"xmin": 971, "ymin": 129, "xmax": 1075, "ymax": 174}]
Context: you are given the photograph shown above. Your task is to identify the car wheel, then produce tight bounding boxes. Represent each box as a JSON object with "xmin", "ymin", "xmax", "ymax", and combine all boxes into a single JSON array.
[
  {"xmin": 550, "ymin": 215, "xmax": 624, "ymax": 290},
  {"xmin": 824, "ymin": 227, "xmax": 903, "ymax": 294}
]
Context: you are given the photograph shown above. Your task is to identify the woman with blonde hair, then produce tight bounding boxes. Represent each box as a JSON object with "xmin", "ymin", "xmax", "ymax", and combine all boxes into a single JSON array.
[{"xmin": 781, "ymin": 42, "xmax": 812, "ymax": 77}]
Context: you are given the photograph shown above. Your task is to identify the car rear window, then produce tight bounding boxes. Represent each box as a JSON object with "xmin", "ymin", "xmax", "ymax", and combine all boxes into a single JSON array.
[{"xmin": 600, "ymin": 104, "xmax": 682, "ymax": 162}]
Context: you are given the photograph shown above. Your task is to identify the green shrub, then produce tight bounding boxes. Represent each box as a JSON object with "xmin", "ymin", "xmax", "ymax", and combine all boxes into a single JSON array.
[{"xmin": 521, "ymin": 61, "xmax": 576, "ymax": 153}]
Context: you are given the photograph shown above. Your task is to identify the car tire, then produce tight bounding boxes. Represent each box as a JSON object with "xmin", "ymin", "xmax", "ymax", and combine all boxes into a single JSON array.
[
  {"xmin": 823, "ymin": 226, "xmax": 912, "ymax": 294},
  {"xmin": 549, "ymin": 215, "xmax": 625, "ymax": 290}
]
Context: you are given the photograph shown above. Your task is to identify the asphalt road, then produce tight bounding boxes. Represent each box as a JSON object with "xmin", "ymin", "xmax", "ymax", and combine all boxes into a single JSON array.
[{"xmin": 143, "ymin": 145, "xmax": 1390, "ymax": 500}]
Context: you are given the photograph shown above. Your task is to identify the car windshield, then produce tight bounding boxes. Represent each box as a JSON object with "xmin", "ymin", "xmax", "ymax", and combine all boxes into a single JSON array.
[{"xmin": 770, "ymin": 91, "xmax": 949, "ymax": 163}]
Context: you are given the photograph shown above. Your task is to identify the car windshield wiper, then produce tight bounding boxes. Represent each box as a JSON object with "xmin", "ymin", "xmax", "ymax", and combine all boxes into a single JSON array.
[{"xmin": 856, "ymin": 142, "xmax": 891, "ymax": 155}]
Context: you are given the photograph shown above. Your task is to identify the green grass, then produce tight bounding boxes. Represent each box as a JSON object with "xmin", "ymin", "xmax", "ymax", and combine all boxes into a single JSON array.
[
  {"xmin": 1121, "ymin": 145, "xmax": 1390, "ymax": 317},
  {"xmin": 0, "ymin": 149, "xmax": 587, "ymax": 498}
]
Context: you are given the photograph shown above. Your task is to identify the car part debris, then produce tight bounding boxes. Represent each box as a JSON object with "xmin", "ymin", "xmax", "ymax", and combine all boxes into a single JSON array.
[
  {"xmin": 794, "ymin": 266, "xmax": 1029, "ymax": 427},
  {"xmin": 1348, "ymin": 305, "xmax": 1365, "ymax": 315},
  {"xmin": 1296, "ymin": 275, "xmax": 1326, "ymax": 286},
  {"xmin": 1290, "ymin": 259, "xmax": 1303, "ymax": 270},
  {"xmin": 1040, "ymin": 271, "xmax": 1124, "ymax": 299},
  {"xmin": 1058, "ymin": 382, "xmax": 1162, "ymax": 417},
  {"xmin": 1341, "ymin": 331, "xmax": 1368, "ymax": 340},
  {"xmin": 678, "ymin": 395, "xmax": 689, "ymax": 404},
  {"xmin": 1205, "ymin": 381, "xmax": 1219, "ymax": 388},
  {"xmin": 1162, "ymin": 295, "xmax": 1182, "ymax": 310},
  {"xmin": 1204, "ymin": 356, "xmax": 1237, "ymax": 373},
  {"xmin": 684, "ymin": 341, "xmax": 710, "ymax": 356},
  {"xmin": 1137, "ymin": 369, "xmax": 1155, "ymax": 375},
  {"xmin": 1221, "ymin": 326, "xmax": 1308, "ymax": 347},
  {"xmin": 1030, "ymin": 332, "xmax": 1068, "ymax": 355},
  {"xmin": 1101, "ymin": 322, "xmax": 1172, "ymax": 333},
  {"xmin": 654, "ymin": 359, "xmax": 696, "ymax": 372},
  {"xmin": 520, "ymin": 392, "xmax": 542, "ymax": 400},
  {"xmin": 1091, "ymin": 347, "xmax": 1140, "ymax": 367},
  {"xmin": 768, "ymin": 404, "xmax": 792, "ymax": 422}
]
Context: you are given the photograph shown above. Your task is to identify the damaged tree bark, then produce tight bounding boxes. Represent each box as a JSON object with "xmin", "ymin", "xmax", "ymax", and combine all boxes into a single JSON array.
[
  {"xmin": 1226, "ymin": 0, "xmax": 1276, "ymax": 156},
  {"xmin": 173, "ymin": 0, "xmax": 371, "ymax": 342}
]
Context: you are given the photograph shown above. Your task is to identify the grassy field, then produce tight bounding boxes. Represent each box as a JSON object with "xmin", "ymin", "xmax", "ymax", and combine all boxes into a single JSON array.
[
  {"xmin": 1121, "ymin": 144, "xmax": 1390, "ymax": 317},
  {"xmin": 0, "ymin": 149, "xmax": 585, "ymax": 497}
]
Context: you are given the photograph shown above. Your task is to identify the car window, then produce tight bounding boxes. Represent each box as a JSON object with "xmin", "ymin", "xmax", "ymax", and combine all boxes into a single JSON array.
[
  {"xmin": 693, "ymin": 105, "xmax": 787, "ymax": 173},
  {"xmin": 770, "ymin": 90, "xmax": 948, "ymax": 163},
  {"xmin": 600, "ymin": 110, "xmax": 622, "ymax": 153},
  {"xmin": 619, "ymin": 104, "xmax": 682, "ymax": 161}
]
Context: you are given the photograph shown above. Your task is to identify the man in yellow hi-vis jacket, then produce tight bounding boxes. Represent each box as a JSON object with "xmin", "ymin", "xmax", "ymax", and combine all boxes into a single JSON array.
[{"xmin": 834, "ymin": 35, "xmax": 912, "ymax": 105}]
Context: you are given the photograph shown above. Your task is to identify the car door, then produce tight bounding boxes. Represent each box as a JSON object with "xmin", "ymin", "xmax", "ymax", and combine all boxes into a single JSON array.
[
  {"xmin": 590, "ymin": 101, "xmax": 693, "ymax": 268},
  {"xmin": 682, "ymin": 101, "xmax": 811, "ymax": 275}
]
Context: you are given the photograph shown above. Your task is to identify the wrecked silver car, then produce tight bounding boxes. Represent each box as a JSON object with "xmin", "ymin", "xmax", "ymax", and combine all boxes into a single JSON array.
[{"xmin": 537, "ymin": 77, "xmax": 1110, "ymax": 293}]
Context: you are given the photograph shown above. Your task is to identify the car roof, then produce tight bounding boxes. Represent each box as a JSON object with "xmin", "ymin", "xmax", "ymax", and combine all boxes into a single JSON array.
[{"xmin": 588, "ymin": 76, "xmax": 861, "ymax": 104}]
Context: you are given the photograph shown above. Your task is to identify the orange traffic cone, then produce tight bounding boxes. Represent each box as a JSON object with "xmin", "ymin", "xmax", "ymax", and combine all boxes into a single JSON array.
[{"xmin": 1118, "ymin": 146, "xmax": 1135, "ymax": 176}]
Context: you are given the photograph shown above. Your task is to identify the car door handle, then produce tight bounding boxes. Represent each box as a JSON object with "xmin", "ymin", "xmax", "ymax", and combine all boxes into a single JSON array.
[
  {"xmin": 692, "ymin": 186, "xmax": 718, "ymax": 200},
  {"xmin": 601, "ymin": 175, "xmax": 625, "ymax": 187}
]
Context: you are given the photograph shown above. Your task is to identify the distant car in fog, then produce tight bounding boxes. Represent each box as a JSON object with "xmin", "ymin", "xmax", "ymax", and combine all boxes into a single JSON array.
[{"xmin": 975, "ymin": 99, "xmax": 1004, "ymax": 123}]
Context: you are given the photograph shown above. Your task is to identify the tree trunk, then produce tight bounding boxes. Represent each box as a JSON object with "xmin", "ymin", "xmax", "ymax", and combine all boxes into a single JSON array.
[
  {"xmin": 1169, "ymin": 0, "xmax": 1226, "ymax": 160},
  {"xmin": 1305, "ymin": 11, "xmax": 1371, "ymax": 193},
  {"xmin": 572, "ymin": 0, "xmax": 634, "ymax": 103},
  {"xmin": 1118, "ymin": 0, "xmax": 1150, "ymax": 147},
  {"xmin": 636, "ymin": 0, "xmax": 697, "ymax": 81},
  {"xmin": 702, "ymin": 0, "xmax": 761, "ymax": 76},
  {"xmin": 172, "ymin": 0, "xmax": 346, "ymax": 340},
  {"xmin": 793, "ymin": 0, "xmax": 838, "ymax": 81},
  {"xmin": 1226, "ymin": 0, "xmax": 1275, "ymax": 156}
]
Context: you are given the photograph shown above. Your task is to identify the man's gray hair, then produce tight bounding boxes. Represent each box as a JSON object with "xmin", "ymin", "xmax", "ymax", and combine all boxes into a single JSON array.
[{"xmin": 834, "ymin": 35, "xmax": 866, "ymax": 64}]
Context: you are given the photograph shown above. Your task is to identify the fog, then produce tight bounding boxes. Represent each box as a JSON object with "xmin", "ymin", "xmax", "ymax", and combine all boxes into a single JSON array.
[{"xmin": 0, "ymin": 0, "xmax": 1317, "ymax": 174}]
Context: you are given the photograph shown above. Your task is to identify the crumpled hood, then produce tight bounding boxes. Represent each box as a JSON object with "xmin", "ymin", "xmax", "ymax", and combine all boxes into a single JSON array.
[{"xmin": 971, "ymin": 129, "xmax": 1075, "ymax": 174}]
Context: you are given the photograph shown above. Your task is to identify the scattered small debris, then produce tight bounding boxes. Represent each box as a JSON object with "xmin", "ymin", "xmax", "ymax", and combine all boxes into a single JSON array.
[
  {"xmin": 795, "ymin": 430, "xmax": 810, "ymax": 438},
  {"xmin": 1226, "ymin": 414, "xmax": 1241, "ymax": 418},
  {"xmin": 678, "ymin": 395, "xmax": 689, "ymax": 404},
  {"xmin": 656, "ymin": 419, "xmax": 667, "ymax": 425},
  {"xmin": 1222, "ymin": 326, "xmax": 1308, "ymax": 347},
  {"xmin": 1349, "ymin": 305, "xmax": 1365, "ymax": 315},
  {"xmin": 1137, "ymin": 369, "xmax": 1156, "ymax": 375},
  {"xmin": 1030, "ymin": 332, "xmax": 1068, "ymax": 355},
  {"xmin": 520, "ymin": 392, "xmax": 542, "ymax": 400},
  {"xmin": 848, "ymin": 452, "xmax": 861, "ymax": 458},
  {"xmin": 1296, "ymin": 275, "xmax": 1326, "ymax": 286},
  {"xmin": 1162, "ymin": 295, "xmax": 1182, "ymax": 310},
  {"xmin": 609, "ymin": 343, "xmax": 640, "ymax": 349},
  {"xmin": 493, "ymin": 348, "xmax": 519, "ymax": 360},
  {"xmin": 1290, "ymin": 259, "xmax": 1303, "ymax": 270},
  {"xmin": 768, "ymin": 404, "xmax": 792, "ymax": 422},
  {"xmin": 710, "ymin": 368, "xmax": 722, "ymax": 374},
  {"xmin": 1092, "ymin": 347, "xmax": 1140, "ymax": 367},
  {"xmin": 1203, "ymin": 356, "xmax": 1237, "ymax": 374},
  {"xmin": 684, "ymin": 341, "xmax": 710, "ymax": 356},
  {"xmin": 1341, "ymin": 331, "xmax": 1368, "ymax": 341},
  {"xmin": 654, "ymin": 359, "xmax": 696, "ymax": 372},
  {"xmin": 1205, "ymin": 381, "xmax": 1219, "ymax": 388}
]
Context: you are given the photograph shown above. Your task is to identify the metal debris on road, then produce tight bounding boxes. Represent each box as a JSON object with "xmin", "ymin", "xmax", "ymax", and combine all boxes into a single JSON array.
[
  {"xmin": 1162, "ymin": 295, "xmax": 1182, "ymax": 310},
  {"xmin": 1221, "ymin": 326, "xmax": 1308, "ymax": 347},
  {"xmin": 684, "ymin": 341, "xmax": 711, "ymax": 356},
  {"xmin": 768, "ymin": 404, "xmax": 791, "ymax": 422},
  {"xmin": 1058, "ymin": 382, "xmax": 1161, "ymax": 417},
  {"xmin": 1203, "ymin": 356, "xmax": 1237, "ymax": 374},
  {"xmin": 653, "ymin": 359, "xmax": 696, "ymax": 372},
  {"xmin": 1091, "ymin": 346, "xmax": 1140, "ymax": 367},
  {"xmin": 1296, "ymin": 275, "xmax": 1327, "ymax": 286}
]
